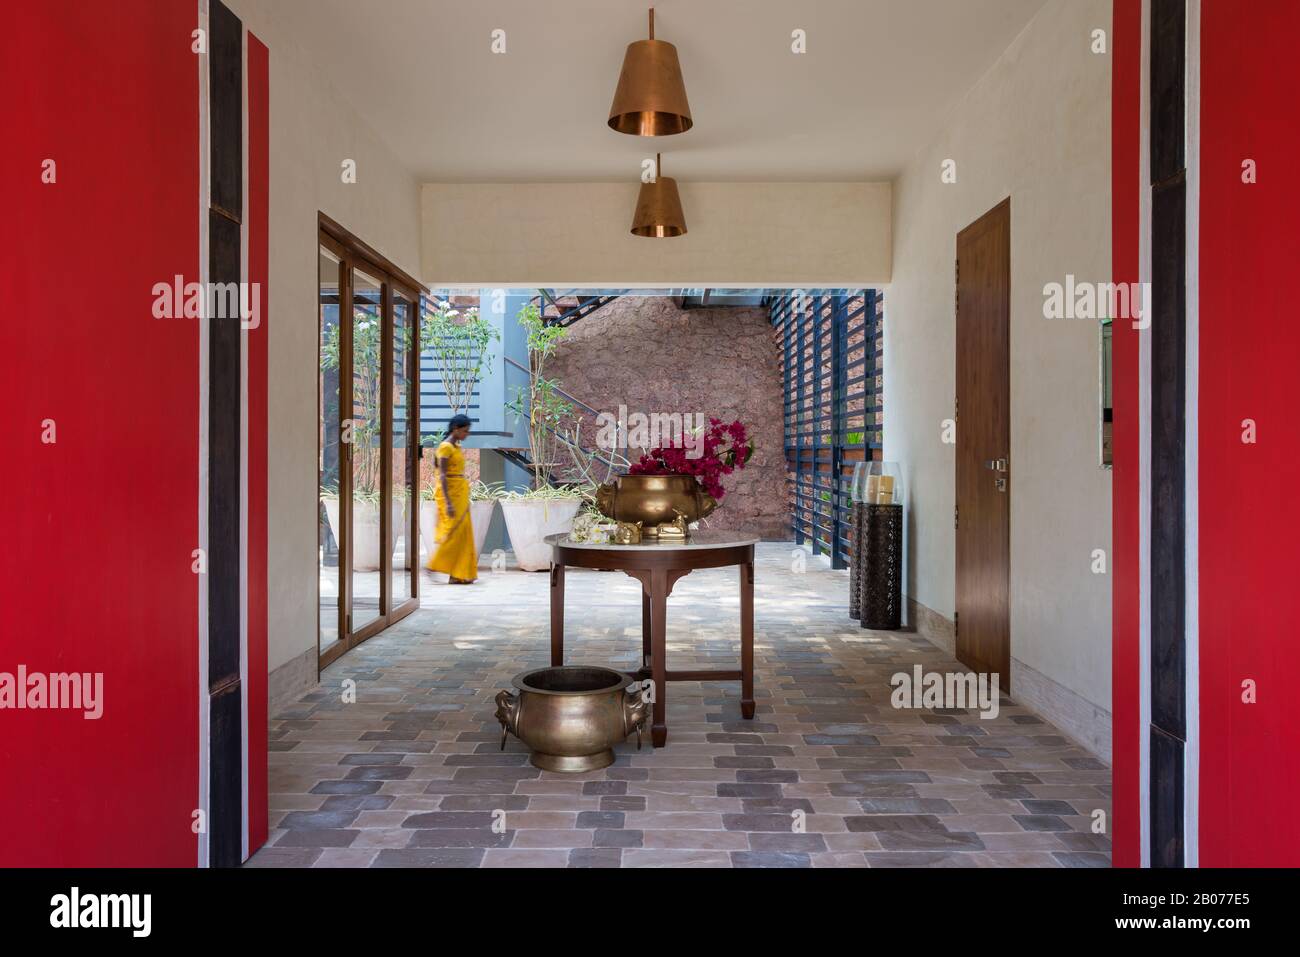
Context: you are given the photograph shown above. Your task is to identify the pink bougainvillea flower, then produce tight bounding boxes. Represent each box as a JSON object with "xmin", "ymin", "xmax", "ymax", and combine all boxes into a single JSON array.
[{"xmin": 626, "ymin": 418, "xmax": 751, "ymax": 500}]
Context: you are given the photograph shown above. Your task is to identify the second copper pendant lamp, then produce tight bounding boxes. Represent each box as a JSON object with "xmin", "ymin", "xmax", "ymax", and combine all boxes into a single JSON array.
[
  {"xmin": 610, "ymin": 8, "xmax": 690, "ymax": 237},
  {"xmin": 631, "ymin": 153, "xmax": 686, "ymax": 238}
]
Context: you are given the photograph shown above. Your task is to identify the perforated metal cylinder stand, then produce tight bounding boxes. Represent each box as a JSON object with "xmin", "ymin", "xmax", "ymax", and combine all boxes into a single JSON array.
[
  {"xmin": 859, "ymin": 503, "xmax": 903, "ymax": 630},
  {"xmin": 849, "ymin": 501, "xmax": 864, "ymax": 620}
]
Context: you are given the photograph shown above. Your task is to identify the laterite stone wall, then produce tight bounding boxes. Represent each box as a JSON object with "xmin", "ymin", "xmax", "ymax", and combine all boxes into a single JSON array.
[{"xmin": 548, "ymin": 297, "xmax": 789, "ymax": 540}]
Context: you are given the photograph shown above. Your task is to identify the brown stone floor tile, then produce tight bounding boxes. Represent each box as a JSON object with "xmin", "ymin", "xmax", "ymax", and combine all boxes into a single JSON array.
[
  {"xmin": 511, "ymin": 829, "xmax": 594, "ymax": 849},
  {"xmin": 970, "ymin": 851, "xmax": 1063, "ymax": 867},
  {"xmin": 622, "ymin": 849, "xmax": 733, "ymax": 868},
  {"xmin": 313, "ymin": 848, "xmax": 381, "ymax": 867},
  {"xmin": 641, "ymin": 829, "xmax": 750, "ymax": 850}
]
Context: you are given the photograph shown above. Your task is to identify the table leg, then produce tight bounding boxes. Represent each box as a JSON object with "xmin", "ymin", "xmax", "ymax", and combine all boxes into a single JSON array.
[
  {"xmin": 641, "ymin": 588, "xmax": 652, "ymax": 671},
  {"xmin": 650, "ymin": 567, "xmax": 668, "ymax": 747},
  {"xmin": 550, "ymin": 562, "xmax": 564, "ymax": 667},
  {"xmin": 740, "ymin": 560, "xmax": 755, "ymax": 719}
]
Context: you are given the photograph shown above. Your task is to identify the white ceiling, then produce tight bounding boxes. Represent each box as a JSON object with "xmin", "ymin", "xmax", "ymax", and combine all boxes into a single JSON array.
[{"xmin": 266, "ymin": 0, "xmax": 1048, "ymax": 183}]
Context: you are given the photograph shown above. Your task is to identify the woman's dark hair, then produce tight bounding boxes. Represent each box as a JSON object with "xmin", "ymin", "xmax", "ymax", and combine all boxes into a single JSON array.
[{"xmin": 446, "ymin": 414, "xmax": 472, "ymax": 437}]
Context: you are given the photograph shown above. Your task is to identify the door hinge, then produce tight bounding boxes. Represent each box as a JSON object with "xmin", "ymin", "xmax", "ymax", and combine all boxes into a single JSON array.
[
  {"xmin": 954, "ymin": 504, "xmax": 959, "ymax": 530},
  {"xmin": 954, "ymin": 611, "xmax": 959, "ymax": 636},
  {"xmin": 954, "ymin": 396, "xmax": 959, "ymax": 421}
]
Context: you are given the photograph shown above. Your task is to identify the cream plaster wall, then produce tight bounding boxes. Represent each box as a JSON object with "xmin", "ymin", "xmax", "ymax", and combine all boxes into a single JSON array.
[
  {"xmin": 884, "ymin": 0, "xmax": 1113, "ymax": 713},
  {"xmin": 421, "ymin": 182, "xmax": 891, "ymax": 286}
]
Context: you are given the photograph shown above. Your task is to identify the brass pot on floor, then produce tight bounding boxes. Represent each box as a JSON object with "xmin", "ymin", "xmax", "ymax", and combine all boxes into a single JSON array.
[
  {"xmin": 595, "ymin": 474, "xmax": 717, "ymax": 536},
  {"xmin": 496, "ymin": 666, "xmax": 649, "ymax": 772}
]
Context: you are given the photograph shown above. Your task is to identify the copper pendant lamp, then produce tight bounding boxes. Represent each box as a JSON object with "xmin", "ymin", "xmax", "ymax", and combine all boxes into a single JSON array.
[
  {"xmin": 608, "ymin": 8, "xmax": 693, "ymax": 136},
  {"xmin": 631, "ymin": 153, "xmax": 686, "ymax": 237}
]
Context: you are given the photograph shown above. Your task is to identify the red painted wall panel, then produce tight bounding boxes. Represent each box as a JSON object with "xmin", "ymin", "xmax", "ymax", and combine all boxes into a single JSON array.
[
  {"xmin": 1110, "ymin": 0, "xmax": 1142, "ymax": 869},
  {"xmin": 1197, "ymin": 0, "xmax": 1300, "ymax": 866},
  {"xmin": 0, "ymin": 2, "xmax": 200, "ymax": 865},
  {"xmin": 246, "ymin": 31, "xmax": 270, "ymax": 858}
]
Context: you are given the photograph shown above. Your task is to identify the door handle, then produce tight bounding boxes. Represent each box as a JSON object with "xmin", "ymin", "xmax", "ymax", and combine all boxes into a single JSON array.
[{"xmin": 984, "ymin": 457, "xmax": 1008, "ymax": 472}]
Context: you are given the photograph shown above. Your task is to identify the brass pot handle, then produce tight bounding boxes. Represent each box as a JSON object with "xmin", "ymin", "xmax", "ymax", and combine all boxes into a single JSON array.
[
  {"xmin": 495, "ymin": 689, "xmax": 520, "ymax": 751},
  {"xmin": 595, "ymin": 482, "xmax": 617, "ymax": 520},
  {"xmin": 696, "ymin": 484, "xmax": 719, "ymax": 520},
  {"xmin": 623, "ymin": 686, "xmax": 650, "ymax": 751}
]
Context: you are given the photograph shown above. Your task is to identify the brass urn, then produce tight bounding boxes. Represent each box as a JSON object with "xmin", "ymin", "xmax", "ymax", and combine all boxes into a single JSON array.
[
  {"xmin": 595, "ymin": 474, "xmax": 717, "ymax": 536},
  {"xmin": 495, "ymin": 666, "xmax": 649, "ymax": 772}
]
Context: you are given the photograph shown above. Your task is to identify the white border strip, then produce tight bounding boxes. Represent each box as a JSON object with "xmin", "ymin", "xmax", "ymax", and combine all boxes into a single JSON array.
[
  {"xmin": 1183, "ymin": 0, "xmax": 1202, "ymax": 869},
  {"xmin": 239, "ymin": 22, "xmax": 251, "ymax": 866},
  {"xmin": 196, "ymin": 0, "xmax": 212, "ymax": 871},
  {"xmin": 1137, "ymin": 0, "xmax": 1153, "ymax": 870}
]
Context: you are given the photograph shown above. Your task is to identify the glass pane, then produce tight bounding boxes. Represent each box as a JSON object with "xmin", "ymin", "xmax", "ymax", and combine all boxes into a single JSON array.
[
  {"xmin": 318, "ymin": 247, "xmax": 342, "ymax": 655},
  {"xmin": 391, "ymin": 293, "xmax": 415, "ymax": 606},
  {"xmin": 351, "ymin": 267, "xmax": 384, "ymax": 630}
]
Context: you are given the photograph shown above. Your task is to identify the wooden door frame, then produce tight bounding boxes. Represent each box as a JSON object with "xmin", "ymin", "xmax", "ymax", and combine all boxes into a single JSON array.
[
  {"xmin": 317, "ymin": 218, "xmax": 423, "ymax": 673},
  {"xmin": 954, "ymin": 196, "xmax": 1011, "ymax": 690},
  {"xmin": 319, "ymin": 231, "xmax": 349, "ymax": 671}
]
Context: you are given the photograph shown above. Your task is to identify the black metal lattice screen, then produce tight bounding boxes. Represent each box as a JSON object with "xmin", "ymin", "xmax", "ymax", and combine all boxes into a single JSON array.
[{"xmin": 769, "ymin": 290, "xmax": 882, "ymax": 568}]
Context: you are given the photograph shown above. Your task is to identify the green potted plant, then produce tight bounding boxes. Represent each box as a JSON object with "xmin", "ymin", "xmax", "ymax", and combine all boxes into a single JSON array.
[
  {"xmin": 421, "ymin": 298, "xmax": 499, "ymax": 416},
  {"xmin": 499, "ymin": 302, "xmax": 587, "ymax": 570}
]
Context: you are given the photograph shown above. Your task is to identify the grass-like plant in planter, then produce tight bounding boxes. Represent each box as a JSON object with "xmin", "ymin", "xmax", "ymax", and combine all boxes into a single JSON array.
[{"xmin": 499, "ymin": 302, "xmax": 595, "ymax": 569}]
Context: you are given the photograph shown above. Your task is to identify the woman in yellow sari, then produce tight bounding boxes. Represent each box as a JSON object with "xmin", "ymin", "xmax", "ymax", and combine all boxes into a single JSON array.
[{"xmin": 427, "ymin": 414, "xmax": 477, "ymax": 583}]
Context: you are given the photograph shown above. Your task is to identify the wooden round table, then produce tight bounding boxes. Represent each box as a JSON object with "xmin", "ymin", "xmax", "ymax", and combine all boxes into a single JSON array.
[{"xmin": 545, "ymin": 532, "xmax": 757, "ymax": 748}]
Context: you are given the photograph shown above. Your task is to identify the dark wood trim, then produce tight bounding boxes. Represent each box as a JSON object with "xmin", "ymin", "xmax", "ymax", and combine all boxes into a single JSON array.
[
  {"xmin": 1150, "ymin": 173, "xmax": 1186, "ymax": 739},
  {"xmin": 552, "ymin": 542, "xmax": 753, "ymax": 573},
  {"xmin": 318, "ymin": 211, "xmax": 425, "ymax": 295},
  {"xmin": 318, "ymin": 634, "xmax": 348, "ymax": 671},
  {"xmin": 1150, "ymin": 0, "xmax": 1186, "ymax": 186},
  {"xmin": 1150, "ymin": 724, "xmax": 1185, "ymax": 867},
  {"xmin": 209, "ymin": 681, "xmax": 242, "ymax": 868},
  {"xmin": 208, "ymin": 210, "xmax": 243, "ymax": 688},
  {"xmin": 209, "ymin": 0, "xmax": 243, "ymax": 224},
  {"xmin": 316, "ymin": 235, "xmax": 347, "ymax": 680},
  {"xmin": 207, "ymin": 0, "xmax": 244, "ymax": 867},
  {"xmin": 339, "ymin": 247, "xmax": 356, "ymax": 647},
  {"xmin": 1147, "ymin": 0, "xmax": 1187, "ymax": 868},
  {"xmin": 379, "ymin": 274, "xmax": 393, "ymax": 622}
]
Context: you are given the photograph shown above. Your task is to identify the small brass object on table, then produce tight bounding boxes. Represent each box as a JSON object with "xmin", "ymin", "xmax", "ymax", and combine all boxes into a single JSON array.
[
  {"xmin": 655, "ymin": 509, "xmax": 689, "ymax": 544},
  {"xmin": 495, "ymin": 666, "xmax": 649, "ymax": 772},
  {"xmin": 613, "ymin": 520, "xmax": 643, "ymax": 545}
]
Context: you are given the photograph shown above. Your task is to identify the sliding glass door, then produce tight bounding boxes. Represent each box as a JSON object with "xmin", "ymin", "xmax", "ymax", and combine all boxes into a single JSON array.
[{"xmin": 318, "ymin": 224, "xmax": 420, "ymax": 670}]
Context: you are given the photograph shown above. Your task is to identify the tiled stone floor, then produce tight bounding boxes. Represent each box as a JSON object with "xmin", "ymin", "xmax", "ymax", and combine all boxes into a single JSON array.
[{"xmin": 247, "ymin": 543, "xmax": 1111, "ymax": 868}]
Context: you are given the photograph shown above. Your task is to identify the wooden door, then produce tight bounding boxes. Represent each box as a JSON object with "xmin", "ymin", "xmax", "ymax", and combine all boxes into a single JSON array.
[{"xmin": 955, "ymin": 198, "xmax": 1011, "ymax": 690}]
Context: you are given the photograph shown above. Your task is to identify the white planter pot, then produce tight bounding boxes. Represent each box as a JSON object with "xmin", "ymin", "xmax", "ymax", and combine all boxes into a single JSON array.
[
  {"xmin": 323, "ymin": 497, "xmax": 340, "ymax": 549},
  {"xmin": 418, "ymin": 500, "xmax": 437, "ymax": 560},
  {"xmin": 420, "ymin": 499, "xmax": 497, "ymax": 565},
  {"xmin": 471, "ymin": 499, "xmax": 496, "ymax": 561},
  {"xmin": 500, "ymin": 498, "xmax": 582, "ymax": 572},
  {"xmin": 322, "ymin": 497, "xmax": 402, "ymax": 572}
]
